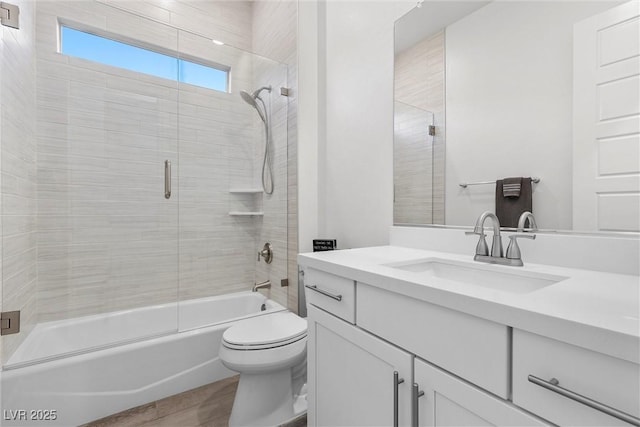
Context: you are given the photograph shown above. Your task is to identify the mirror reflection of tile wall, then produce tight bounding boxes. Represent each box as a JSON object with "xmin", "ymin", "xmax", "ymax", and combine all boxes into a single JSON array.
[
  {"xmin": 394, "ymin": 104, "xmax": 434, "ymax": 224},
  {"xmin": 394, "ymin": 30, "xmax": 445, "ymax": 225},
  {"xmin": 394, "ymin": 31, "xmax": 445, "ymax": 224}
]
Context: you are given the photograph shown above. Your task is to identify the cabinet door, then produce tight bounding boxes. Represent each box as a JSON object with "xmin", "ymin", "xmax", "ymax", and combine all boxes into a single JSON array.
[
  {"xmin": 414, "ymin": 358, "xmax": 550, "ymax": 427},
  {"xmin": 307, "ymin": 305, "xmax": 413, "ymax": 427}
]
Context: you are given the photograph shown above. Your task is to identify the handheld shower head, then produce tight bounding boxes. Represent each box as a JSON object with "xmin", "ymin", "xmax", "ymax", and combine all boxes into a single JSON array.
[
  {"xmin": 240, "ymin": 90, "xmax": 258, "ymax": 108},
  {"xmin": 240, "ymin": 86, "xmax": 271, "ymax": 123},
  {"xmin": 239, "ymin": 86, "xmax": 274, "ymax": 195},
  {"xmin": 240, "ymin": 86, "xmax": 272, "ymax": 106},
  {"xmin": 252, "ymin": 86, "xmax": 272, "ymax": 98}
]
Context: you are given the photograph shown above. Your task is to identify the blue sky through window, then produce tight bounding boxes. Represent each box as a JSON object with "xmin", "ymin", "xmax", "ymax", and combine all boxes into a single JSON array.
[{"xmin": 60, "ymin": 26, "xmax": 228, "ymax": 92}]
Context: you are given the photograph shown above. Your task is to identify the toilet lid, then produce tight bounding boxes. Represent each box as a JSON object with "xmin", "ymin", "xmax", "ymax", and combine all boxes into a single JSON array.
[{"xmin": 223, "ymin": 312, "xmax": 307, "ymax": 350}]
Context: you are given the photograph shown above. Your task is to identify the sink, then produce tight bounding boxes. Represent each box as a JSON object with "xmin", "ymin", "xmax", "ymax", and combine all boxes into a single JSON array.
[{"xmin": 383, "ymin": 258, "xmax": 567, "ymax": 294}]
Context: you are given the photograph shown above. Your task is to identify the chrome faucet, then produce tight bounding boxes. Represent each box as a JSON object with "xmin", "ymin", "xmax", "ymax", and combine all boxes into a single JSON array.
[
  {"xmin": 473, "ymin": 211, "xmax": 503, "ymax": 257},
  {"xmin": 466, "ymin": 211, "xmax": 536, "ymax": 267},
  {"xmin": 252, "ymin": 280, "xmax": 271, "ymax": 292},
  {"xmin": 517, "ymin": 211, "xmax": 538, "ymax": 232}
]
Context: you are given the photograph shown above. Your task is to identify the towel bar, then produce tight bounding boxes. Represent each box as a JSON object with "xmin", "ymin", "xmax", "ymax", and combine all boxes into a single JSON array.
[{"xmin": 459, "ymin": 177, "xmax": 540, "ymax": 188}]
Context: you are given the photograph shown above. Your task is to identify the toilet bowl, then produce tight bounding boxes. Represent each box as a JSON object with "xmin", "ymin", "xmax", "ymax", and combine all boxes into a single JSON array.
[{"xmin": 219, "ymin": 311, "xmax": 308, "ymax": 427}]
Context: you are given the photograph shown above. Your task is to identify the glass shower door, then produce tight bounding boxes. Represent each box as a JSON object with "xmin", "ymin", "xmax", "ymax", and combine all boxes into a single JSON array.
[
  {"xmin": 1, "ymin": 3, "xmax": 180, "ymax": 368},
  {"xmin": 176, "ymin": 30, "xmax": 290, "ymax": 330},
  {"xmin": 394, "ymin": 102, "xmax": 436, "ymax": 225}
]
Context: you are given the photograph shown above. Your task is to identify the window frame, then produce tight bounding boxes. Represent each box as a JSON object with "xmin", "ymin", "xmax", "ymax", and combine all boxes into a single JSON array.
[{"xmin": 58, "ymin": 22, "xmax": 230, "ymax": 93}]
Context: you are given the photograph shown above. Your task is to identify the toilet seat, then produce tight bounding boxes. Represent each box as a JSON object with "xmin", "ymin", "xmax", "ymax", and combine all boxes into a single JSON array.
[
  {"xmin": 218, "ymin": 311, "xmax": 308, "ymax": 425},
  {"xmin": 222, "ymin": 312, "xmax": 307, "ymax": 350}
]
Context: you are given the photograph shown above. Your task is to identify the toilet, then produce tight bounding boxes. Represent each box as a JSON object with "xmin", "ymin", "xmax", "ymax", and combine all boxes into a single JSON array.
[{"xmin": 219, "ymin": 311, "xmax": 308, "ymax": 427}]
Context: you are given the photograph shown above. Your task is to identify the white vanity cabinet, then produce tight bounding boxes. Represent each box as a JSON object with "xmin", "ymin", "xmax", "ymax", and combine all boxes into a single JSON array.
[
  {"xmin": 512, "ymin": 329, "xmax": 640, "ymax": 426},
  {"xmin": 304, "ymin": 268, "xmax": 356, "ymax": 323},
  {"xmin": 414, "ymin": 358, "xmax": 549, "ymax": 426},
  {"xmin": 357, "ymin": 283, "xmax": 510, "ymax": 399},
  {"xmin": 307, "ymin": 305, "xmax": 413, "ymax": 426},
  {"xmin": 303, "ymin": 262, "xmax": 639, "ymax": 427}
]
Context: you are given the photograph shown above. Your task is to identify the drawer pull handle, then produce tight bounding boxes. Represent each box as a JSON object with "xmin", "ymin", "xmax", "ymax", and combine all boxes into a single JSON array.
[
  {"xmin": 393, "ymin": 371, "xmax": 405, "ymax": 427},
  {"xmin": 305, "ymin": 285, "xmax": 342, "ymax": 301},
  {"xmin": 528, "ymin": 375, "xmax": 640, "ymax": 426},
  {"xmin": 412, "ymin": 383, "xmax": 425, "ymax": 427}
]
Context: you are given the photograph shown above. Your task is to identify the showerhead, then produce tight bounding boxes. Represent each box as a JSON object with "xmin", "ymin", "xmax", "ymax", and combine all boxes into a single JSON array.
[
  {"xmin": 240, "ymin": 90, "xmax": 258, "ymax": 108},
  {"xmin": 240, "ymin": 86, "xmax": 271, "ymax": 123},
  {"xmin": 239, "ymin": 86, "xmax": 274, "ymax": 195},
  {"xmin": 240, "ymin": 86, "xmax": 272, "ymax": 107}
]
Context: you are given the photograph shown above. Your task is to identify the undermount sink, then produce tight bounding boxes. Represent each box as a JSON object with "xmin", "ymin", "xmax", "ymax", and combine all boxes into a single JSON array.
[{"xmin": 383, "ymin": 258, "xmax": 567, "ymax": 294}]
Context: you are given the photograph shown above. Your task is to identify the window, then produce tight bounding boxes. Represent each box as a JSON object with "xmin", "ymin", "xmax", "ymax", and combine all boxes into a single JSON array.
[{"xmin": 60, "ymin": 25, "xmax": 229, "ymax": 92}]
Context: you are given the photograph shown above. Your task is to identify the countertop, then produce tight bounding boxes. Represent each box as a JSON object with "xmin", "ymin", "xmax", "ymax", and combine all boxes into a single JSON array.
[{"xmin": 298, "ymin": 246, "xmax": 640, "ymax": 364}]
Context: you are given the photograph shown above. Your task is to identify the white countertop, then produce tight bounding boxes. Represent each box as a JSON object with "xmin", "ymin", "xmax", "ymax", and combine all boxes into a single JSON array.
[{"xmin": 298, "ymin": 245, "xmax": 640, "ymax": 364}]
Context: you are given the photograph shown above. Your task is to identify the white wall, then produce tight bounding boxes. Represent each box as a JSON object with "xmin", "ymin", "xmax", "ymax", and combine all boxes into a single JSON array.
[
  {"xmin": 444, "ymin": 1, "xmax": 622, "ymax": 230},
  {"xmin": 298, "ymin": 0, "xmax": 414, "ymax": 252}
]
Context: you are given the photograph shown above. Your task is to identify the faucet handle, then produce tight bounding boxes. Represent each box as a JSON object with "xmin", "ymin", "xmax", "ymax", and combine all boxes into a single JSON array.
[
  {"xmin": 465, "ymin": 230, "xmax": 489, "ymax": 256},
  {"xmin": 506, "ymin": 234, "xmax": 536, "ymax": 260}
]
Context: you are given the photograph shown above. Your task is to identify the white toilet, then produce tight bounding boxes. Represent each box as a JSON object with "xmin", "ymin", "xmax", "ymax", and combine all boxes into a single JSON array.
[{"xmin": 219, "ymin": 311, "xmax": 308, "ymax": 427}]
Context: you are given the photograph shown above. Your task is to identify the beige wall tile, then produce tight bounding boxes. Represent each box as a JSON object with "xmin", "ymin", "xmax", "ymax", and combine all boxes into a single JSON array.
[
  {"xmin": 394, "ymin": 30, "xmax": 445, "ymax": 225},
  {"xmin": 1, "ymin": 0, "xmax": 298, "ymax": 364},
  {"xmin": 1, "ymin": 0, "xmax": 37, "ymax": 364}
]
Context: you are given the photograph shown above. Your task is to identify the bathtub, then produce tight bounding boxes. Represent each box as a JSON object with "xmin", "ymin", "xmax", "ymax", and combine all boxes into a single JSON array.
[{"xmin": 1, "ymin": 291, "xmax": 286, "ymax": 426}]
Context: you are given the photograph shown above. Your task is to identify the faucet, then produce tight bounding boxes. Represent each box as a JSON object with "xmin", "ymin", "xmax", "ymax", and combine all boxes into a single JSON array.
[
  {"xmin": 252, "ymin": 280, "xmax": 271, "ymax": 292},
  {"xmin": 466, "ymin": 211, "xmax": 536, "ymax": 267},
  {"xmin": 517, "ymin": 211, "xmax": 538, "ymax": 232},
  {"xmin": 472, "ymin": 211, "xmax": 503, "ymax": 257}
]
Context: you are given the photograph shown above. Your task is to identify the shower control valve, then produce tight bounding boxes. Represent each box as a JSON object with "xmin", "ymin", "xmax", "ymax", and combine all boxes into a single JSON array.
[{"xmin": 258, "ymin": 242, "xmax": 273, "ymax": 264}]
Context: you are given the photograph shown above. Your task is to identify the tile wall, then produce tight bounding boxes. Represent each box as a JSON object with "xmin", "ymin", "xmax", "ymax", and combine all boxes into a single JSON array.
[
  {"xmin": 36, "ymin": 0, "xmax": 284, "ymax": 321},
  {"xmin": 393, "ymin": 102, "xmax": 434, "ymax": 224},
  {"xmin": 1, "ymin": 0, "xmax": 298, "ymax": 364},
  {"xmin": 0, "ymin": 0, "xmax": 37, "ymax": 365},
  {"xmin": 394, "ymin": 30, "xmax": 445, "ymax": 225},
  {"xmin": 251, "ymin": 0, "xmax": 298, "ymax": 312}
]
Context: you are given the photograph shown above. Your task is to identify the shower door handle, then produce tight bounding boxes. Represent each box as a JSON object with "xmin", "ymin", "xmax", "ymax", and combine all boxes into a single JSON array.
[{"xmin": 164, "ymin": 160, "xmax": 171, "ymax": 199}]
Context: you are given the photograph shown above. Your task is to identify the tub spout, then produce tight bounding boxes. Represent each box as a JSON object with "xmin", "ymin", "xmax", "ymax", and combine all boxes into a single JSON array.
[{"xmin": 253, "ymin": 280, "xmax": 271, "ymax": 292}]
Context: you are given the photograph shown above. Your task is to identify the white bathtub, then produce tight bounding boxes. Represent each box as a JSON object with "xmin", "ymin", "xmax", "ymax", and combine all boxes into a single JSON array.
[{"xmin": 1, "ymin": 291, "xmax": 286, "ymax": 426}]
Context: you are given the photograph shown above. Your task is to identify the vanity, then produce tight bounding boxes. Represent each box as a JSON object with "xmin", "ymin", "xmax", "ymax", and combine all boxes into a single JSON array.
[{"xmin": 298, "ymin": 227, "xmax": 640, "ymax": 427}]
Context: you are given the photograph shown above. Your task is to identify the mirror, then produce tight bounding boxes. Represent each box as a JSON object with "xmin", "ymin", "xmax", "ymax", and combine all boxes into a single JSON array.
[{"xmin": 393, "ymin": 0, "xmax": 639, "ymax": 233}]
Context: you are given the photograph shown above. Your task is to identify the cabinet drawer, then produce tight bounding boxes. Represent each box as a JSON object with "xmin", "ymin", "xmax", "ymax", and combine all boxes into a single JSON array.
[
  {"xmin": 304, "ymin": 268, "xmax": 356, "ymax": 323},
  {"xmin": 513, "ymin": 329, "xmax": 640, "ymax": 426},
  {"xmin": 415, "ymin": 358, "xmax": 550, "ymax": 426},
  {"xmin": 357, "ymin": 283, "xmax": 510, "ymax": 399}
]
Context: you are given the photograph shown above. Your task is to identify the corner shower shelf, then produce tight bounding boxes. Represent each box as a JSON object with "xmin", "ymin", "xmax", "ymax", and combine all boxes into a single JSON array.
[
  {"xmin": 229, "ymin": 187, "xmax": 263, "ymax": 217},
  {"xmin": 228, "ymin": 211, "xmax": 264, "ymax": 216}
]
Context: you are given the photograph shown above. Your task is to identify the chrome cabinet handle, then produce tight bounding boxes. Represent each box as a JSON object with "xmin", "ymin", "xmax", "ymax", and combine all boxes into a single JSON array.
[
  {"xmin": 394, "ymin": 371, "xmax": 405, "ymax": 427},
  {"xmin": 528, "ymin": 375, "xmax": 640, "ymax": 426},
  {"xmin": 412, "ymin": 383, "xmax": 425, "ymax": 427},
  {"xmin": 164, "ymin": 160, "xmax": 171, "ymax": 199},
  {"xmin": 304, "ymin": 285, "xmax": 342, "ymax": 301}
]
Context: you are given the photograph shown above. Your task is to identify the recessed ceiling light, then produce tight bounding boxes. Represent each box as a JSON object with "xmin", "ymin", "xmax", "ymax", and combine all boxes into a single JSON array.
[{"xmin": 212, "ymin": 39, "xmax": 224, "ymax": 46}]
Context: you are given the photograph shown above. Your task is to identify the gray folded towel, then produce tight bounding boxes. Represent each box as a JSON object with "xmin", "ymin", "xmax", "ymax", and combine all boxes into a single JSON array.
[
  {"xmin": 502, "ymin": 177, "xmax": 522, "ymax": 198},
  {"xmin": 496, "ymin": 177, "xmax": 532, "ymax": 228}
]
